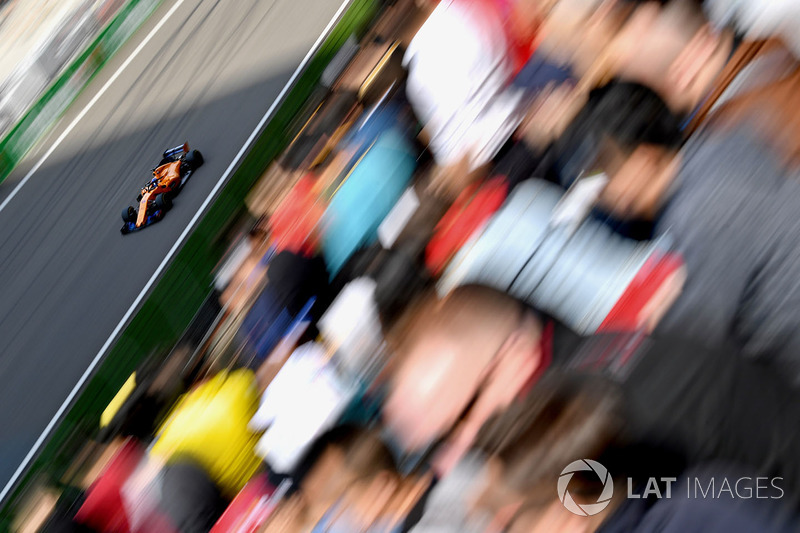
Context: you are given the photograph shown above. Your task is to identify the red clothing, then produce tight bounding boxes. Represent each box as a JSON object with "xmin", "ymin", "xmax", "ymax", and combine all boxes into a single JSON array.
[
  {"xmin": 599, "ymin": 252, "xmax": 684, "ymax": 333},
  {"xmin": 74, "ymin": 441, "xmax": 143, "ymax": 533},
  {"xmin": 430, "ymin": 0, "xmax": 537, "ymax": 75},
  {"xmin": 74, "ymin": 440, "xmax": 179, "ymax": 533},
  {"xmin": 426, "ymin": 177, "xmax": 508, "ymax": 275},
  {"xmin": 472, "ymin": 0, "xmax": 537, "ymax": 75},
  {"xmin": 269, "ymin": 175, "xmax": 326, "ymax": 256},
  {"xmin": 211, "ymin": 474, "xmax": 276, "ymax": 533}
]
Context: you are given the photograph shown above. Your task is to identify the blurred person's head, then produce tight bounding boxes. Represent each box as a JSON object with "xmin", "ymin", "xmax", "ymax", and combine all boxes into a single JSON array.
[
  {"xmin": 609, "ymin": 0, "xmax": 735, "ymax": 112},
  {"xmin": 293, "ymin": 424, "xmax": 398, "ymax": 506},
  {"xmin": 560, "ymin": 80, "xmax": 684, "ymax": 219},
  {"xmin": 383, "ymin": 285, "xmax": 544, "ymax": 469},
  {"xmin": 263, "ymin": 425, "xmax": 400, "ymax": 532},
  {"xmin": 473, "ymin": 372, "xmax": 800, "ymax": 532},
  {"xmin": 536, "ymin": 0, "xmax": 734, "ymax": 112},
  {"xmin": 472, "ymin": 373, "xmax": 627, "ymax": 532},
  {"xmin": 536, "ymin": 0, "xmax": 633, "ymax": 77}
]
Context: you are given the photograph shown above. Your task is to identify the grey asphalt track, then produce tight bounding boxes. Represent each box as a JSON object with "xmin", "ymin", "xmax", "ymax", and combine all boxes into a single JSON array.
[{"xmin": 0, "ymin": 0, "xmax": 345, "ymax": 490}]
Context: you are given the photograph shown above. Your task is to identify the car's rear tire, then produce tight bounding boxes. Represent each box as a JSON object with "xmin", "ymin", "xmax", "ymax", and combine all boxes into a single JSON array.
[
  {"xmin": 122, "ymin": 206, "xmax": 137, "ymax": 223},
  {"xmin": 155, "ymin": 193, "xmax": 172, "ymax": 210},
  {"xmin": 184, "ymin": 149, "xmax": 203, "ymax": 169}
]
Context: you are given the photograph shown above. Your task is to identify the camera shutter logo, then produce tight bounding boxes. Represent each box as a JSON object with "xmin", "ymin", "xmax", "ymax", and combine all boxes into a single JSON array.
[{"xmin": 558, "ymin": 459, "xmax": 614, "ymax": 516}]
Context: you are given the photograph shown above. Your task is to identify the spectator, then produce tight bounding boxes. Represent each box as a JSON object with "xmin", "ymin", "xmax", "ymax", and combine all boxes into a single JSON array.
[
  {"xmin": 149, "ymin": 369, "xmax": 264, "ymax": 498},
  {"xmin": 472, "ymin": 373, "xmax": 629, "ymax": 532},
  {"xmin": 532, "ymin": 0, "xmax": 737, "ymax": 112},
  {"xmin": 445, "ymin": 80, "xmax": 800, "ymax": 380},
  {"xmin": 238, "ymin": 250, "xmax": 331, "ymax": 367},
  {"xmin": 403, "ymin": 0, "xmax": 540, "ymax": 197},
  {"xmin": 383, "ymin": 284, "xmax": 800, "ymax": 501},
  {"xmin": 260, "ymin": 424, "xmax": 425, "ymax": 532},
  {"xmin": 250, "ymin": 341, "xmax": 354, "ymax": 475},
  {"xmin": 438, "ymin": 177, "xmax": 686, "ymax": 334},
  {"xmin": 569, "ymin": 81, "xmax": 800, "ymax": 382},
  {"xmin": 158, "ymin": 459, "xmax": 228, "ymax": 533},
  {"xmin": 515, "ymin": 0, "xmax": 795, "ymax": 160},
  {"xmin": 472, "ymin": 372, "xmax": 798, "ymax": 532},
  {"xmin": 602, "ymin": 0, "xmax": 738, "ymax": 113},
  {"xmin": 384, "ymin": 285, "xmax": 542, "ymax": 474},
  {"xmin": 320, "ymin": 120, "xmax": 417, "ymax": 277}
]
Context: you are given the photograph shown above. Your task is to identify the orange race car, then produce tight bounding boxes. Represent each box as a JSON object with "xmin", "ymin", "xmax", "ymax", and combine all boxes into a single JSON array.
[{"xmin": 121, "ymin": 143, "xmax": 204, "ymax": 234}]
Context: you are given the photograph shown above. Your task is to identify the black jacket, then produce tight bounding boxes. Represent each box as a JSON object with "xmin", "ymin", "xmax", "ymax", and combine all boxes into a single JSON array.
[{"xmin": 550, "ymin": 321, "xmax": 800, "ymax": 506}]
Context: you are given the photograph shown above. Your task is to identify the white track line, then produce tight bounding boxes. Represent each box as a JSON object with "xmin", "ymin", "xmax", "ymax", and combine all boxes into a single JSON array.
[
  {"xmin": 0, "ymin": 0, "xmax": 353, "ymax": 503},
  {"xmin": 0, "ymin": 0, "xmax": 188, "ymax": 215}
]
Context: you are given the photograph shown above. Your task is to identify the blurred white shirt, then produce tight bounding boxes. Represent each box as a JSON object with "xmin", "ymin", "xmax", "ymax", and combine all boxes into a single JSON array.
[
  {"xmin": 404, "ymin": 0, "xmax": 527, "ymax": 170},
  {"xmin": 250, "ymin": 342, "xmax": 353, "ymax": 473}
]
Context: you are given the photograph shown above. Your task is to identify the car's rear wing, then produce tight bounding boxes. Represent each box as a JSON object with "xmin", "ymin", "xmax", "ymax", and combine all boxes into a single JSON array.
[{"xmin": 163, "ymin": 142, "xmax": 189, "ymax": 160}]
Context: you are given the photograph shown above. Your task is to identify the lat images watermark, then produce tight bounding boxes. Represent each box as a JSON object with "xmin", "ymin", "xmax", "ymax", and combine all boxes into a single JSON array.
[
  {"xmin": 558, "ymin": 460, "xmax": 784, "ymax": 516},
  {"xmin": 558, "ymin": 459, "xmax": 614, "ymax": 516}
]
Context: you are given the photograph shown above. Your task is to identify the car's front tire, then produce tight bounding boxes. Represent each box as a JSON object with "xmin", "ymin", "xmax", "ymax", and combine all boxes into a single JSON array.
[{"xmin": 122, "ymin": 206, "xmax": 137, "ymax": 223}]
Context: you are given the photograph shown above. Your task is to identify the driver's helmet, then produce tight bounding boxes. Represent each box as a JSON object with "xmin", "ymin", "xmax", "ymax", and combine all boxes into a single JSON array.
[{"xmin": 149, "ymin": 177, "xmax": 159, "ymax": 189}]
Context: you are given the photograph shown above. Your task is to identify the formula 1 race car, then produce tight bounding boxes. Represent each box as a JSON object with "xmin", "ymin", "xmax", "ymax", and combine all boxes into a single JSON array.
[{"xmin": 121, "ymin": 143, "xmax": 204, "ymax": 234}]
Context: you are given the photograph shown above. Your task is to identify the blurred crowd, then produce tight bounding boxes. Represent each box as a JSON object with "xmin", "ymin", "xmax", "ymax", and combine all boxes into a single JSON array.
[{"xmin": 23, "ymin": 0, "xmax": 800, "ymax": 531}]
